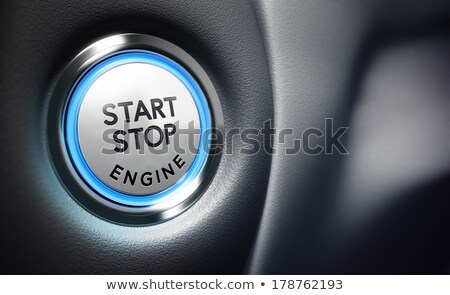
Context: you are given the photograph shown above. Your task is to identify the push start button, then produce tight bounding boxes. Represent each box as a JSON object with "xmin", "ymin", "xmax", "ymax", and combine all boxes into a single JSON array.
[
  {"xmin": 66, "ymin": 50, "xmax": 209, "ymax": 204},
  {"xmin": 52, "ymin": 34, "xmax": 222, "ymax": 224}
]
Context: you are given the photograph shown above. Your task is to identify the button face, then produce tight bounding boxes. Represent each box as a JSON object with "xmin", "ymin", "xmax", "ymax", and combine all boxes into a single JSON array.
[
  {"xmin": 65, "ymin": 50, "xmax": 210, "ymax": 207},
  {"xmin": 52, "ymin": 34, "xmax": 223, "ymax": 224},
  {"xmin": 65, "ymin": 50, "xmax": 211, "ymax": 207}
]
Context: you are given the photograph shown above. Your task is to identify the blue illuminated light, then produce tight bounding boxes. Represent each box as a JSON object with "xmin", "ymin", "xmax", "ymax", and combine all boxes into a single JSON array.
[{"xmin": 63, "ymin": 50, "xmax": 211, "ymax": 207}]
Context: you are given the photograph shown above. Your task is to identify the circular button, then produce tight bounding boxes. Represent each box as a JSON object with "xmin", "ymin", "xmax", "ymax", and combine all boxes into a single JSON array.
[
  {"xmin": 66, "ymin": 50, "xmax": 210, "ymax": 206},
  {"xmin": 51, "ymin": 34, "xmax": 222, "ymax": 224}
]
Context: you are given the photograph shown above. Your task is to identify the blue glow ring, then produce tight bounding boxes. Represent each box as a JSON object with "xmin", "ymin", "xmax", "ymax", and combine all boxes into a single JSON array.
[{"xmin": 63, "ymin": 50, "xmax": 211, "ymax": 207}]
